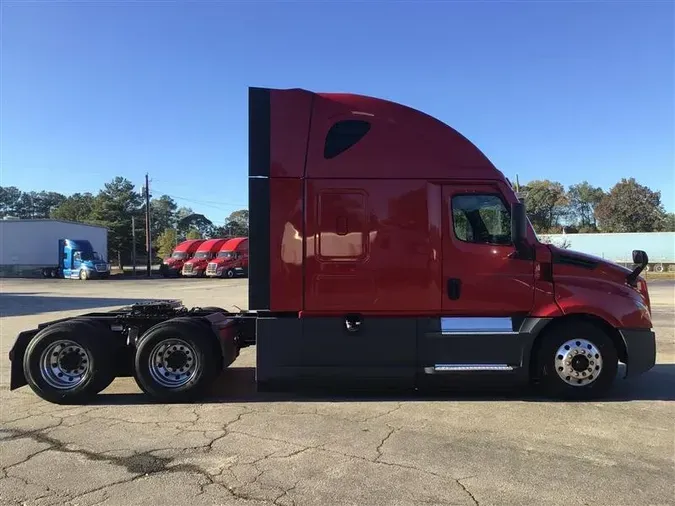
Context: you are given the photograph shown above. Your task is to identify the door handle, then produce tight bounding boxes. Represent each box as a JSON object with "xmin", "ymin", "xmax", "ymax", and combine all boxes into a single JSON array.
[{"xmin": 447, "ymin": 278, "xmax": 461, "ymax": 300}]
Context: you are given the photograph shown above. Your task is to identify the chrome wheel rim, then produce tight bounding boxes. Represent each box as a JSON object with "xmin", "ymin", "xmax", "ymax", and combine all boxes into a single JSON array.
[
  {"xmin": 148, "ymin": 339, "xmax": 199, "ymax": 388},
  {"xmin": 555, "ymin": 339, "xmax": 603, "ymax": 386},
  {"xmin": 40, "ymin": 340, "xmax": 91, "ymax": 390}
]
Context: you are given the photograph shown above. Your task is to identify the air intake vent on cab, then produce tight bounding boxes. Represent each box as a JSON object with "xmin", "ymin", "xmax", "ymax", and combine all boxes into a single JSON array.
[{"xmin": 324, "ymin": 120, "xmax": 371, "ymax": 159}]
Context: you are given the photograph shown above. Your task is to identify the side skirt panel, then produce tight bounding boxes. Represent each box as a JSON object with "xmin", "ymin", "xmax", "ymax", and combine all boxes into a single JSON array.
[{"xmin": 255, "ymin": 316, "xmax": 553, "ymax": 391}]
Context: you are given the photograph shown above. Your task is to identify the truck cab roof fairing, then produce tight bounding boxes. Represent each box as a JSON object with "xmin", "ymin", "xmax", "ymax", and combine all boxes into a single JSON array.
[{"xmin": 248, "ymin": 86, "xmax": 506, "ymax": 182}]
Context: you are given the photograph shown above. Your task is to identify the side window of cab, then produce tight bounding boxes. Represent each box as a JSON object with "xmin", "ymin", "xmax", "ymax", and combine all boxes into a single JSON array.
[{"xmin": 452, "ymin": 194, "xmax": 511, "ymax": 245}]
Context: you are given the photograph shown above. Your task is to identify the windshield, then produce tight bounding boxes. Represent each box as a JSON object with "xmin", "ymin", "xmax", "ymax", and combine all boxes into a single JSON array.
[
  {"xmin": 194, "ymin": 252, "xmax": 208, "ymax": 259},
  {"xmin": 76, "ymin": 251, "xmax": 95, "ymax": 261},
  {"xmin": 171, "ymin": 252, "xmax": 187, "ymax": 259},
  {"xmin": 217, "ymin": 251, "xmax": 233, "ymax": 258}
]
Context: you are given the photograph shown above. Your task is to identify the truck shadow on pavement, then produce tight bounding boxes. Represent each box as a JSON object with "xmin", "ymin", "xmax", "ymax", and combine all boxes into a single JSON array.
[
  {"xmin": 95, "ymin": 363, "xmax": 675, "ymax": 404},
  {"xmin": 0, "ymin": 293, "xmax": 146, "ymax": 317}
]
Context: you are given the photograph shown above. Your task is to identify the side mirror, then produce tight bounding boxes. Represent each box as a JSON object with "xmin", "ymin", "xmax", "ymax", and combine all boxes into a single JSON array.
[
  {"xmin": 633, "ymin": 250, "xmax": 648, "ymax": 266},
  {"xmin": 510, "ymin": 202, "xmax": 531, "ymax": 259},
  {"xmin": 627, "ymin": 249, "xmax": 649, "ymax": 286},
  {"xmin": 511, "ymin": 202, "xmax": 527, "ymax": 243}
]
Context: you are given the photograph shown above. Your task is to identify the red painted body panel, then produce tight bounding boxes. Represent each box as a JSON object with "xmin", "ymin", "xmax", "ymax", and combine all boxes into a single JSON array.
[
  {"xmin": 205, "ymin": 237, "xmax": 249, "ymax": 276},
  {"xmin": 551, "ymin": 250, "xmax": 652, "ymax": 329},
  {"xmin": 269, "ymin": 89, "xmax": 313, "ymax": 178},
  {"xmin": 269, "ymin": 178, "xmax": 304, "ymax": 311},
  {"xmin": 303, "ymin": 179, "xmax": 442, "ymax": 312},
  {"xmin": 441, "ymin": 183, "xmax": 535, "ymax": 316},
  {"xmin": 262, "ymin": 86, "xmax": 652, "ymax": 331},
  {"xmin": 182, "ymin": 238, "xmax": 229, "ymax": 275},
  {"xmin": 307, "ymin": 93, "xmax": 498, "ymax": 180},
  {"xmin": 530, "ymin": 245, "xmax": 562, "ymax": 318},
  {"xmin": 163, "ymin": 239, "xmax": 205, "ymax": 271}
]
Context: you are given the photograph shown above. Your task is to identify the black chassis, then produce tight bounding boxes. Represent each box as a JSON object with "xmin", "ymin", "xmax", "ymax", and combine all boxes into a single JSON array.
[{"xmin": 8, "ymin": 300, "xmax": 258, "ymax": 391}]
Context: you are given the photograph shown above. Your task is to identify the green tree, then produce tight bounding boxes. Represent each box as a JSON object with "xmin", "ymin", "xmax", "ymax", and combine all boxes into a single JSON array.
[
  {"xmin": 567, "ymin": 181, "xmax": 604, "ymax": 230},
  {"xmin": 150, "ymin": 195, "xmax": 178, "ymax": 235},
  {"xmin": 521, "ymin": 180, "xmax": 568, "ymax": 233},
  {"xmin": 658, "ymin": 212, "xmax": 675, "ymax": 232},
  {"xmin": 595, "ymin": 178, "xmax": 666, "ymax": 232},
  {"xmin": 223, "ymin": 209, "xmax": 249, "ymax": 237},
  {"xmin": 0, "ymin": 186, "xmax": 22, "ymax": 218},
  {"xmin": 178, "ymin": 212, "xmax": 213, "ymax": 238},
  {"xmin": 156, "ymin": 228, "xmax": 178, "ymax": 258},
  {"xmin": 90, "ymin": 177, "xmax": 143, "ymax": 267},
  {"xmin": 51, "ymin": 193, "xmax": 96, "ymax": 222},
  {"xmin": 186, "ymin": 229, "xmax": 202, "ymax": 240}
]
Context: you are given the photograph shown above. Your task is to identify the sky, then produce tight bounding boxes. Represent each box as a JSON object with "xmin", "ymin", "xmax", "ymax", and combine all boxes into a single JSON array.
[{"xmin": 1, "ymin": 0, "xmax": 673, "ymax": 224}]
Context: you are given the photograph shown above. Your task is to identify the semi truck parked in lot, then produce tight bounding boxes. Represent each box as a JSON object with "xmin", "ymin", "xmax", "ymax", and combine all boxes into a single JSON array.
[
  {"xmin": 42, "ymin": 239, "xmax": 110, "ymax": 280},
  {"xmin": 160, "ymin": 239, "xmax": 205, "ymax": 277},
  {"xmin": 206, "ymin": 237, "xmax": 249, "ymax": 278},
  {"xmin": 543, "ymin": 232, "xmax": 675, "ymax": 273},
  {"xmin": 8, "ymin": 87, "xmax": 656, "ymax": 405},
  {"xmin": 181, "ymin": 238, "xmax": 229, "ymax": 277}
]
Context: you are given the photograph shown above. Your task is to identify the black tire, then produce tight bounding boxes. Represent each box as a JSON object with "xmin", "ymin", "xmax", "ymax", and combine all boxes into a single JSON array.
[
  {"xmin": 23, "ymin": 319, "xmax": 118, "ymax": 404},
  {"xmin": 50, "ymin": 269, "xmax": 59, "ymax": 278},
  {"xmin": 133, "ymin": 318, "xmax": 221, "ymax": 402},
  {"xmin": 226, "ymin": 269, "xmax": 235, "ymax": 278},
  {"xmin": 535, "ymin": 320, "xmax": 618, "ymax": 400},
  {"xmin": 79, "ymin": 269, "xmax": 88, "ymax": 280}
]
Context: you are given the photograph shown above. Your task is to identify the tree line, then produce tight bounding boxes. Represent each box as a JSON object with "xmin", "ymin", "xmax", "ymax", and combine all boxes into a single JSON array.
[
  {"xmin": 0, "ymin": 177, "xmax": 249, "ymax": 267},
  {"xmin": 516, "ymin": 177, "xmax": 673, "ymax": 234},
  {"xmin": 1, "ymin": 175, "xmax": 672, "ymax": 265}
]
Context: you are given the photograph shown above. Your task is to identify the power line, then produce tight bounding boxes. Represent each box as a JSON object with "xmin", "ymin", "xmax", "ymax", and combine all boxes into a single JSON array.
[{"xmin": 152, "ymin": 189, "xmax": 247, "ymax": 209}]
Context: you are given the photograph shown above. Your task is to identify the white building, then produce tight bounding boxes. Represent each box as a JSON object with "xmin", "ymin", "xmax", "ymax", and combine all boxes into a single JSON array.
[{"xmin": 0, "ymin": 219, "xmax": 108, "ymax": 277}]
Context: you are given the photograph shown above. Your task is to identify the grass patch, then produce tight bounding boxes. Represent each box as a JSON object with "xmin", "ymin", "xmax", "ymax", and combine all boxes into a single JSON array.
[{"xmin": 645, "ymin": 271, "xmax": 675, "ymax": 281}]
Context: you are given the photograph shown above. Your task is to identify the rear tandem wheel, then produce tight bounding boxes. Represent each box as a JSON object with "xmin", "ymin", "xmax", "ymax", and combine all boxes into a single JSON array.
[
  {"xmin": 132, "ymin": 318, "xmax": 222, "ymax": 402},
  {"xmin": 22, "ymin": 319, "xmax": 119, "ymax": 404}
]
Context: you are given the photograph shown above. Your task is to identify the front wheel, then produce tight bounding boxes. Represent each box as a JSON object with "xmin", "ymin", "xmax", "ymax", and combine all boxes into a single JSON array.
[
  {"xmin": 133, "ymin": 318, "xmax": 220, "ymax": 402},
  {"xmin": 79, "ymin": 269, "xmax": 89, "ymax": 280},
  {"xmin": 225, "ymin": 269, "xmax": 235, "ymax": 279},
  {"xmin": 534, "ymin": 320, "xmax": 618, "ymax": 400}
]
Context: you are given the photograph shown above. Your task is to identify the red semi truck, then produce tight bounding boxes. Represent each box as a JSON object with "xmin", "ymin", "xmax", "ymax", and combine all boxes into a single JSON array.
[
  {"xmin": 8, "ymin": 87, "xmax": 656, "ymax": 405},
  {"xmin": 181, "ymin": 238, "xmax": 229, "ymax": 277},
  {"xmin": 205, "ymin": 237, "xmax": 249, "ymax": 278},
  {"xmin": 160, "ymin": 239, "xmax": 205, "ymax": 277}
]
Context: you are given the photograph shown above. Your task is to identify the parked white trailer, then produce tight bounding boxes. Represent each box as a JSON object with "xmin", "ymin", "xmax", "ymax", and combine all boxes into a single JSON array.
[
  {"xmin": 542, "ymin": 232, "xmax": 675, "ymax": 272},
  {"xmin": 0, "ymin": 219, "xmax": 108, "ymax": 277}
]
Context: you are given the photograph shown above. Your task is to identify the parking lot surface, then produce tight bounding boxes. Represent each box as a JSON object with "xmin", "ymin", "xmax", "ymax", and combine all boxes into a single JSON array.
[{"xmin": 1, "ymin": 278, "xmax": 674, "ymax": 506}]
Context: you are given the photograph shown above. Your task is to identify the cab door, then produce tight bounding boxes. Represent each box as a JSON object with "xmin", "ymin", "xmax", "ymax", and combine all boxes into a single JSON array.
[
  {"xmin": 417, "ymin": 183, "xmax": 536, "ymax": 375},
  {"xmin": 441, "ymin": 183, "xmax": 535, "ymax": 316}
]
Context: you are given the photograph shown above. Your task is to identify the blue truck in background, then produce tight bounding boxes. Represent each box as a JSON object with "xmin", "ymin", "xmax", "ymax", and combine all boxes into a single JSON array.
[
  {"xmin": 42, "ymin": 239, "xmax": 111, "ymax": 280},
  {"xmin": 542, "ymin": 232, "xmax": 675, "ymax": 273}
]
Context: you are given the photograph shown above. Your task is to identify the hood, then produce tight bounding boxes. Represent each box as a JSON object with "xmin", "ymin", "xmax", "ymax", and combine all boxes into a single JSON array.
[
  {"xmin": 164, "ymin": 258, "xmax": 184, "ymax": 266},
  {"xmin": 208, "ymin": 257, "xmax": 233, "ymax": 266},
  {"xmin": 549, "ymin": 245, "xmax": 633, "ymax": 281},
  {"xmin": 185, "ymin": 257, "xmax": 208, "ymax": 266}
]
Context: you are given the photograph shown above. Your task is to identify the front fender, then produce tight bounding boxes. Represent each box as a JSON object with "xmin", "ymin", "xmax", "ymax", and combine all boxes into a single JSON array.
[{"xmin": 554, "ymin": 275, "xmax": 652, "ymax": 329}]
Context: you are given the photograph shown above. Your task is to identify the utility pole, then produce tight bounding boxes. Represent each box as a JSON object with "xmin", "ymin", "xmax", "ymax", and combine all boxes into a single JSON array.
[
  {"xmin": 131, "ymin": 216, "xmax": 137, "ymax": 276},
  {"xmin": 144, "ymin": 173, "xmax": 152, "ymax": 277}
]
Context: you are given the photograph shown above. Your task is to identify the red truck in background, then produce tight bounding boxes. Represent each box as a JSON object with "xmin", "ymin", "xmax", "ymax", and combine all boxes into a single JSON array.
[
  {"xmin": 160, "ymin": 239, "xmax": 205, "ymax": 277},
  {"xmin": 206, "ymin": 237, "xmax": 249, "ymax": 278},
  {"xmin": 181, "ymin": 238, "xmax": 229, "ymax": 277},
  {"xmin": 9, "ymin": 86, "xmax": 656, "ymax": 405}
]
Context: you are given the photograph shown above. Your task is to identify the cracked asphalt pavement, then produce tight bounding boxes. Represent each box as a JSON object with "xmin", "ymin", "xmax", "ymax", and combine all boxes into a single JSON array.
[{"xmin": 1, "ymin": 278, "xmax": 674, "ymax": 506}]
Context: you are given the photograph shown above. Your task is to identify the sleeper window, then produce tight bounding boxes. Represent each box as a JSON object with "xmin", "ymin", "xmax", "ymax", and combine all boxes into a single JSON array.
[{"xmin": 452, "ymin": 194, "xmax": 511, "ymax": 245}]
